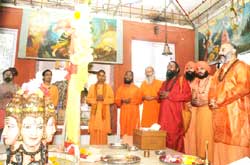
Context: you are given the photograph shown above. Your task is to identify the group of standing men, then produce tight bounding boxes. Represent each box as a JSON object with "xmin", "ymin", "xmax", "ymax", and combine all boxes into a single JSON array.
[
  {"xmin": 183, "ymin": 43, "xmax": 250, "ymax": 165},
  {"xmin": 0, "ymin": 42, "xmax": 249, "ymax": 165},
  {"xmin": 86, "ymin": 42, "xmax": 249, "ymax": 165}
]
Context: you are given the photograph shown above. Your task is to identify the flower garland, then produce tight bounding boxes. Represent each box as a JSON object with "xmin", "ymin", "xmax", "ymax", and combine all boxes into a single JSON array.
[{"xmin": 65, "ymin": 2, "xmax": 93, "ymax": 147}]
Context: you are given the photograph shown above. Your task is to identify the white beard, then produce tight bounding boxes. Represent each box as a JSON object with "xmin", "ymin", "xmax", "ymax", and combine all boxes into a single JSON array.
[{"xmin": 145, "ymin": 75, "xmax": 155, "ymax": 84}]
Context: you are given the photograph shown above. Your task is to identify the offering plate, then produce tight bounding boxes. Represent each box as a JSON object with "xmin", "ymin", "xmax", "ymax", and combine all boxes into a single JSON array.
[
  {"xmin": 101, "ymin": 154, "xmax": 141, "ymax": 164},
  {"xmin": 159, "ymin": 154, "xmax": 204, "ymax": 165},
  {"xmin": 109, "ymin": 143, "xmax": 128, "ymax": 149},
  {"xmin": 155, "ymin": 150, "xmax": 166, "ymax": 155},
  {"xmin": 127, "ymin": 145, "xmax": 139, "ymax": 151}
]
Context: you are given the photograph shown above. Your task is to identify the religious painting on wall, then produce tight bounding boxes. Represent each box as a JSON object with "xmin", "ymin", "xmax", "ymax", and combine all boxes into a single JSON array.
[
  {"xmin": 198, "ymin": 1, "xmax": 250, "ymax": 63},
  {"xmin": 18, "ymin": 8, "xmax": 123, "ymax": 64}
]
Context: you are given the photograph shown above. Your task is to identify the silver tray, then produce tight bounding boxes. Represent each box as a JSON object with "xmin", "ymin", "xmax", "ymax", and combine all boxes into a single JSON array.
[
  {"xmin": 101, "ymin": 154, "xmax": 141, "ymax": 164},
  {"xmin": 159, "ymin": 154, "xmax": 204, "ymax": 165},
  {"xmin": 109, "ymin": 143, "xmax": 128, "ymax": 149},
  {"xmin": 127, "ymin": 145, "xmax": 139, "ymax": 151},
  {"xmin": 155, "ymin": 150, "xmax": 166, "ymax": 155}
]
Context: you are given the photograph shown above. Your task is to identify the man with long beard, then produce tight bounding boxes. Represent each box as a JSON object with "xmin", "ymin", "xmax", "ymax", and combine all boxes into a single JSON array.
[
  {"xmin": 0, "ymin": 68, "xmax": 19, "ymax": 139},
  {"xmin": 209, "ymin": 43, "xmax": 250, "ymax": 165},
  {"xmin": 140, "ymin": 66, "xmax": 162, "ymax": 127},
  {"xmin": 192, "ymin": 61, "xmax": 214, "ymax": 163},
  {"xmin": 183, "ymin": 61, "xmax": 197, "ymax": 155},
  {"xmin": 158, "ymin": 61, "xmax": 191, "ymax": 152},
  {"xmin": 184, "ymin": 61, "xmax": 196, "ymax": 83},
  {"xmin": 115, "ymin": 71, "xmax": 142, "ymax": 139}
]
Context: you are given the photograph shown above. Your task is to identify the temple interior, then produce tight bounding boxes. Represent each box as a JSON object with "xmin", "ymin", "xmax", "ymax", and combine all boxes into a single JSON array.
[{"xmin": 0, "ymin": 0, "xmax": 250, "ymax": 164}]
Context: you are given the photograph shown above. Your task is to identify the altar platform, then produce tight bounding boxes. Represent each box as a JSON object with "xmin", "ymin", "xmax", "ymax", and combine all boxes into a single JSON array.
[{"xmin": 0, "ymin": 144, "xmax": 182, "ymax": 164}]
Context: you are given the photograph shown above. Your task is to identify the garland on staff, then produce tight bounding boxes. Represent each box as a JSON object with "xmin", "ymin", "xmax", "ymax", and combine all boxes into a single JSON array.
[{"xmin": 65, "ymin": 0, "xmax": 93, "ymax": 147}]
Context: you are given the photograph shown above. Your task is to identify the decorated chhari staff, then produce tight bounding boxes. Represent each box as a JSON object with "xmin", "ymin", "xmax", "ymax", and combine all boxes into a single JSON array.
[{"xmin": 64, "ymin": 0, "xmax": 93, "ymax": 152}]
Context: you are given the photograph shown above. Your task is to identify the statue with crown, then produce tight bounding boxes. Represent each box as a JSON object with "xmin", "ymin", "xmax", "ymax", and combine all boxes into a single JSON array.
[
  {"xmin": 3, "ymin": 87, "xmax": 56, "ymax": 164},
  {"xmin": 2, "ymin": 0, "xmax": 93, "ymax": 164}
]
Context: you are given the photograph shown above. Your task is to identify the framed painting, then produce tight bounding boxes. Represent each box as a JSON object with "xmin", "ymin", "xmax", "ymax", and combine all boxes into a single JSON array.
[
  {"xmin": 198, "ymin": 1, "xmax": 250, "ymax": 62},
  {"xmin": 18, "ymin": 8, "xmax": 123, "ymax": 64},
  {"xmin": 0, "ymin": 28, "xmax": 18, "ymax": 83}
]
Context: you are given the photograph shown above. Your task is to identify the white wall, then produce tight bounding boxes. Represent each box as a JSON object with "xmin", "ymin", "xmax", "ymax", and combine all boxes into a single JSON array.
[
  {"xmin": 131, "ymin": 40, "xmax": 176, "ymax": 127},
  {"xmin": 131, "ymin": 40, "xmax": 175, "ymax": 87},
  {"xmin": 238, "ymin": 52, "xmax": 250, "ymax": 65}
]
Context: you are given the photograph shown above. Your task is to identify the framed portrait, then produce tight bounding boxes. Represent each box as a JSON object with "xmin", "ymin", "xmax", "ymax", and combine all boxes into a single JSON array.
[
  {"xmin": 18, "ymin": 8, "xmax": 123, "ymax": 64},
  {"xmin": 0, "ymin": 28, "xmax": 18, "ymax": 83}
]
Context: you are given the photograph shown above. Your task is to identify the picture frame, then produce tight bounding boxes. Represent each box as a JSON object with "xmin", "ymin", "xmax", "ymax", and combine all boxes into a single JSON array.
[
  {"xmin": 18, "ymin": 8, "xmax": 123, "ymax": 64},
  {"xmin": 0, "ymin": 28, "xmax": 18, "ymax": 83}
]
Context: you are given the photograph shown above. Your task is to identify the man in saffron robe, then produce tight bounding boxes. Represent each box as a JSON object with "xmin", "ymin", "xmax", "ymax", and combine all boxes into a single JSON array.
[
  {"xmin": 183, "ymin": 61, "xmax": 197, "ymax": 155},
  {"xmin": 192, "ymin": 61, "xmax": 213, "ymax": 162},
  {"xmin": 87, "ymin": 69, "xmax": 114, "ymax": 144},
  {"xmin": 40, "ymin": 69, "xmax": 59, "ymax": 108},
  {"xmin": 158, "ymin": 61, "xmax": 191, "ymax": 152},
  {"xmin": 140, "ymin": 66, "xmax": 162, "ymax": 127},
  {"xmin": 115, "ymin": 71, "xmax": 142, "ymax": 137},
  {"xmin": 209, "ymin": 43, "xmax": 250, "ymax": 165}
]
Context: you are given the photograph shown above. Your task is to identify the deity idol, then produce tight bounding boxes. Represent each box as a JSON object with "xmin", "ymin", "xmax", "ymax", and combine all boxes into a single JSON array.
[
  {"xmin": 2, "ymin": 93, "xmax": 22, "ymax": 149},
  {"xmin": 3, "ymin": 89, "xmax": 56, "ymax": 165}
]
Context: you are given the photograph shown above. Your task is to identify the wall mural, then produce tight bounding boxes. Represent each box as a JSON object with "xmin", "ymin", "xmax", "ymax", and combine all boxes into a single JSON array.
[
  {"xmin": 198, "ymin": 1, "xmax": 250, "ymax": 62},
  {"xmin": 18, "ymin": 9, "xmax": 123, "ymax": 64}
]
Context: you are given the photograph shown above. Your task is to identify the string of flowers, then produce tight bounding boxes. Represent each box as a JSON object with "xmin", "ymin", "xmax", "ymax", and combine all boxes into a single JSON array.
[{"xmin": 64, "ymin": 0, "xmax": 93, "ymax": 150}]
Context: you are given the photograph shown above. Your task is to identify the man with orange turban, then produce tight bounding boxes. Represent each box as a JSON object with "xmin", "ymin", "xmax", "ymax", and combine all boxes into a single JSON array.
[
  {"xmin": 209, "ymin": 43, "xmax": 250, "ymax": 165},
  {"xmin": 184, "ymin": 61, "xmax": 196, "ymax": 82},
  {"xmin": 192, "ymin": 61, "xmax": 214, "ymax": 163},
  {"xmin": 183, "ymin": 61, "xmax": 197, "ymax": 155}
]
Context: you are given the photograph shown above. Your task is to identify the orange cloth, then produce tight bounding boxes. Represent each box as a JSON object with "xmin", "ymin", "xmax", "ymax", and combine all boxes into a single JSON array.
[
  {"xmin": 0, "ymin": 110, "xmax": 6, "ymax": 129},
  {"xmin": 89, "ymin": 130, "xmax": 108, "ymax": 145},
  {"xmin": 184, "ymin": 105, "xmax": 197, "ymax": 155},
  {"xmin": 193, "ymin": 76, "xmax": 214, "ymax": 162},
  {"xmin": 184, "ymin": 61, "xmax": 196, "ymax": 73},
  {"xmin": 40, "ymin": 83, "xmax": 59, "ymax": 107},
  {"xmin": 209, "ymin": 60, "xmax": 250, "ymax": 164},
  {"xmin": 87, "ymin": 83, "xmax": 114, "ymax": 145},
  {"xmin": 196, "ymin": 105, "xmax": 214, "ymax": 162},
  {"xmin": 115, "ymin": 84, "xmax": 142, "ymax": 136},
  {"xmin": 140, "ymin": 79, "xmax": 162, "ymax": 127},
  {"xmin": 49, "ymin": 85, "xmax": 59, "ymax": 107},
  {"xmin": 196, "ymin": 61, "xmax": 211, "ymax": 74},
  {"xmin": 184, "ymin": 80, "xmax": 197, "ymax": 156},
  {"xmin": 214, "ymin": 142, "xmax": 250, "ymax": 165}
]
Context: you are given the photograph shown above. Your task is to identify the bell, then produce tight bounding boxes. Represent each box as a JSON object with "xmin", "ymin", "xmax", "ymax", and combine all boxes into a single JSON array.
[{"xmin": 162, "ymin": 43, "xmax": 172, "ymax": 55}]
